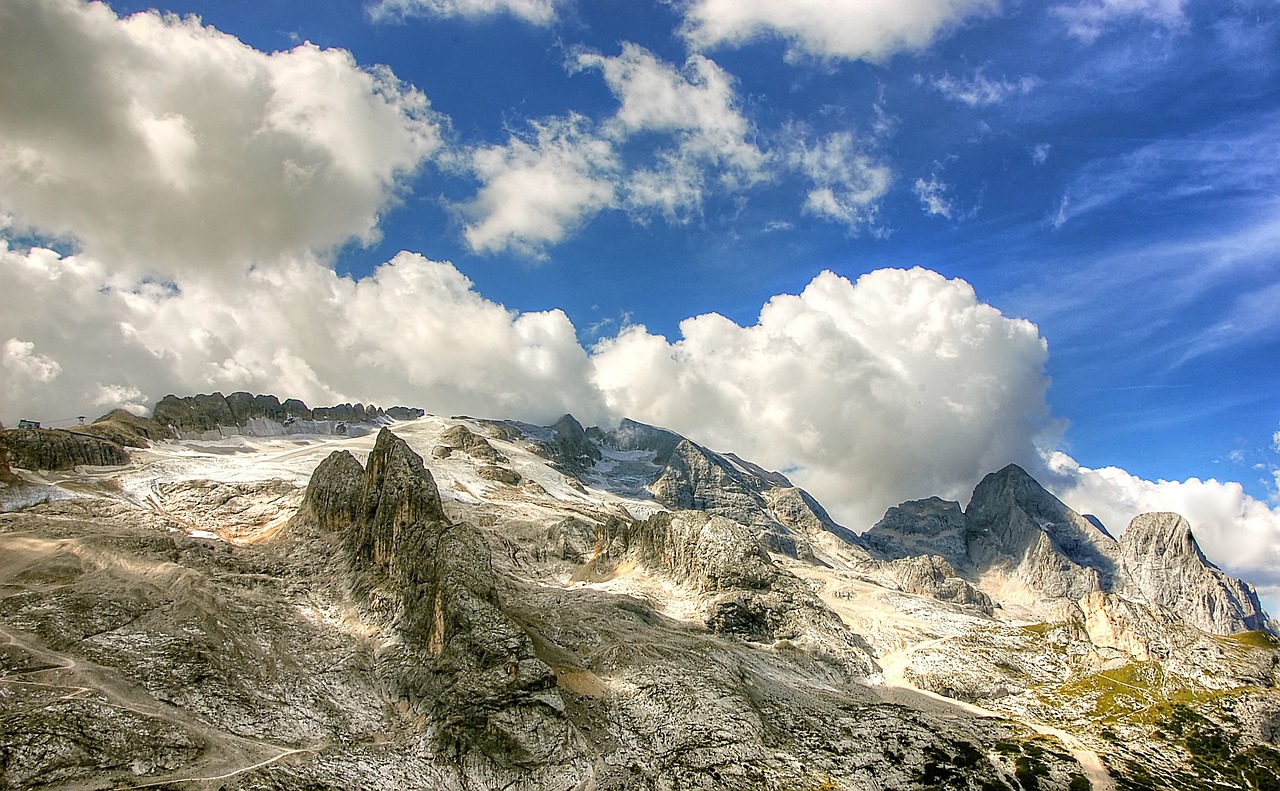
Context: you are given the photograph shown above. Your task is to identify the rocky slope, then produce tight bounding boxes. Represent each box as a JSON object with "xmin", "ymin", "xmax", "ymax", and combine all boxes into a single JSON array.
[
  {"xmin": 0, "ymin": 427, "xmax": 130, "ymax": 471},
  {"xmin": 0, "ymin": 400, "xmax": 1276, "ymax": 791}
]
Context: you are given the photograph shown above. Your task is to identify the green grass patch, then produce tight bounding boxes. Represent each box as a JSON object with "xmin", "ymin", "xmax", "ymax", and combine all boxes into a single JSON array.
[
  {"xmin": 1037, "ymin": 662, "xmax": 1211, "ymax": 723},
  {"xmin": 1218, "ymin": 630, "xmax": 1280, "ymax": 650}
]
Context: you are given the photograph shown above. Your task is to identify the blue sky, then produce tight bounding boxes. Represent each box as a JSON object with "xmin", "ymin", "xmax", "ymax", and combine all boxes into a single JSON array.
[
  {"xmin": 2, "ymin": 0, "xmax": 1279, "ymax": 602},
  {"xmin": 105, "ymin": 0, "xmax": 1280, "ymax": 494}
]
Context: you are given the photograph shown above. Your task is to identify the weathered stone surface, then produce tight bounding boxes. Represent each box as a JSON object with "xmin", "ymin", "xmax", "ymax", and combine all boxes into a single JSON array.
[
  {"xmin": 536, "ymin": 414, "xmax": 602, "ymax": 475},
  {"xmin": 864, "ymin": 496, "xmax": 970, "ymax": 567},
  {"xmin": 435, "ymin": 424, "xmax": 505, "ymax": 463},
  {"xmin": 1119, "ymin": 511, "xmax": 1268, "ymax": 635},
  {"xmin": 152, "ymin": 392, "xmax": 411, "ymax": 436},
  {"xmin": 579, "ymin": 510, "xmax": 879, "ymax": 675},
  {"xmin": 0, "ymin": 444, "xmax": 18, "ymax": 484},
  {"xmin": 477, "ymin": 465, "xmax": 521, "ymax": 485},
  {"xmin": 295, "ymin": 429, "xmax": 577, "ymax": 775},
  {"xmin": 886, "ymin": 554, "xmax": 994, "ymax": 613},
  {"xmin": 152, "ymin": 392, "xmax": 237, "ymax": 433},
  {"xmin": 649, "ymin": 439, "xmax": 815, "ymax": 557},
  {"xmin": 964, "ymin": 464, "xmax": 1120, "ymax": 601},
  {"xmin": 0, "ymin": 428, "xmax": 129, "ymax": 471}
]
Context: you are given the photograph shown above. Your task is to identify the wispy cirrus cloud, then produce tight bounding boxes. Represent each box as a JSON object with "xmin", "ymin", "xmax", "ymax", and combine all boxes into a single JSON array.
[
  {"xmin": 1053, "ymin": 114, "xmax": 1280, "ymax": 229},
  {"xmin": 368, "ymin": 0, "xmax": 561, "ymax": 25},
  {"xmin": 1053, "ymin": 0, "xmax": 1188, "ymax": 42},
  {"xmin": 927, "ymin": 70, "xmax": 1040, "ymax": 107}
]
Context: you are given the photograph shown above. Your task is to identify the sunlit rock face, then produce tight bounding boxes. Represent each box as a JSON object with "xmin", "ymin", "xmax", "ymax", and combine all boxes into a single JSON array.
[
  {"xmin": 1118, "ymin": 511, "xmax": 1268, "ymax": 636},
  {"xmin": 964, "ymin": 464, "xmax": 1121, "ymax": 602}
]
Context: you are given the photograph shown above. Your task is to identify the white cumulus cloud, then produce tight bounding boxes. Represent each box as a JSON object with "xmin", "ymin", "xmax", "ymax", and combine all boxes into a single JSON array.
[
  {"xmin": 681, "ymin": 0, "xmax": 1001, "ymax": 63},
  {"xmin": 0, "ymin": 0, "xmax": 440, "ymax": 279},
  {"xmin": 591, "ymin": 267, "xmax": 1055, "ymax": 529},
  {"xmin": 462, "ymin": 115, "xmax": 620, "ymax": 257},
  {"xmin": 577, "ymin": 43, "xmax": 766, "ymax": 183},
  {"xmin": 0, "ymin": 242, "xmax": 608, "ymax": 429}
]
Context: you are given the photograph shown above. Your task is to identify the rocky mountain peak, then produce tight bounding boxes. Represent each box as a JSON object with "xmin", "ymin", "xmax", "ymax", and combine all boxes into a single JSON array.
[
  {"xmin": 862, "ymin": 496, "xmax": 968, "ymax": 568},
  {"xmin": 539, "ymin": 413, "xmax": 602, "ymax": 474},
  {"xmin": 294, "ymin": 428, "xmax": 568, "ymax": 767},
  {"xmin": 1121, "ymin": 511, "xmax": 1208, "ymax": 564},
  {"xmin": 964, "ymin": 463, "xmax": 1120, "ymax": 599},
  {"xmin": 1119, "ymin": 511, "xmax": 1268, "ymax": 636}
]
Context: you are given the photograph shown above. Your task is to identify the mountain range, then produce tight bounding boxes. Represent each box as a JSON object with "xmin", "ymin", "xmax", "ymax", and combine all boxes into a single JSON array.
[{"xmin": 0, "ymin": 392, "xmax": 1276, "ymax": 790}]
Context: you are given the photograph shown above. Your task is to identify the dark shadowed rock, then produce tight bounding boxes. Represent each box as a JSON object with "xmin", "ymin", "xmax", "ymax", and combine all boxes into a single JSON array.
[
  {"xmin": 385, "ymin": 405, "xmax": 426, "ymax": 421},
  {"xmin": 0, "ymin": 428, "xmax": 129, "ymax": 471},
  {"xmin": 296, "ymin": 450, "xmax": 366, "ymax": 534},
  {"xmin": 539, "ymin": 414, "xmax": 602, "ymax": 475},
  {"xmin": 863, "ymin": 497, "xmax": 969, "ymax": 568},
  {"xmin": 1119, "ymin": 512, "xmax": 1268, "ymax": 635},
  {"xmin": 0, "ymin": 444, "xmax": 19, "ymax": 484},
  {"xmin": 152, "ymin": 392, "xmax": 236, "ymax": 433}
]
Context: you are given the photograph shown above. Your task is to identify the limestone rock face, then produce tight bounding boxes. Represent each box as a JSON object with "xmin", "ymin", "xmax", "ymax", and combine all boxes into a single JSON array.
[
  {"xmin": 536, "ymin": 414, "xmax": 602, "ymax": 475},
  {"xmin": 863, "ymin": 497, "xmax": 969, "ymax": 567},
  {"xmin": 0, "ymin": 428, "xmax": 129, "ymax": 471},
  {"xmin": 295, "ymin": 429, "xmax": 576, "ymax": 773},
  {"xmin": 1071, "ymin": 590, "xmax": 1168, "ymax": 661},
  {"xmin": 648, "ymin": 439, "xmax": 817, "ymax": 557},
  {"xmin": 152, "ymin": 392, "xmax": 413, "ymax": 437},
  {"xmin": 885, "ymin": 555, "xmax": 994, "ymax": 613},
  {"xmin": 964, "ymin": 464, "xmax": 1120, "ymax": 600},
  {"xmin": 1119, "ymin": 512, "xmax": 1268, "ymax": 635},
  {"xmin": 580, "ymin": 510, "xmax": 879, "ymax": 675}
]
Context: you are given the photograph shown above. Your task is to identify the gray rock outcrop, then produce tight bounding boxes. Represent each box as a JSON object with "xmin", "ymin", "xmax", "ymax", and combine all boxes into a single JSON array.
[
  {"xmin": 578, "ymin": 510, "xmax": 879, "ymax": 675},
  {"xmin": 863, "ymin": 496, "xmax": 969, "ymax": 567},
  {"xmin": 152, "ymin": 392, "xmax": 421, "ymax": 438},
  {"xmin": 1118, "ymin": 511, "xmax": 1268, "ymax": 636},
  {"xmin": 885, "ymin": 555, "xmax": 995, "ymax": 613},
  {"xmin": 295, "ymin": 429, "xmax": 579, "ymax": 772},
  {"xmin": 0, "ymin": 428, "xmax": 129, "ymax": 471},
  {"xmin": 433, "ymin": 424, "xmax": 505, "ymax": 463},
  {"xmin": 72, "ymin": 409, "xmax": 170, "ymax": 447}
]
